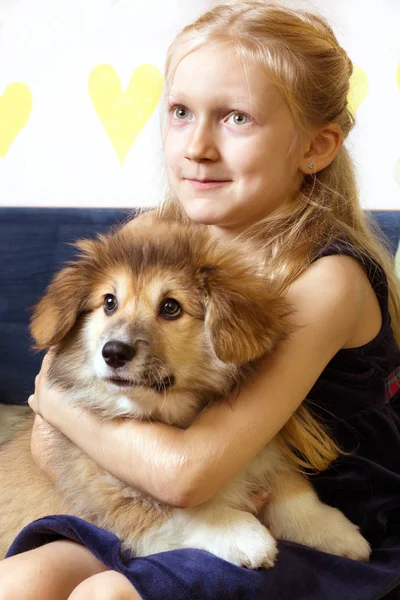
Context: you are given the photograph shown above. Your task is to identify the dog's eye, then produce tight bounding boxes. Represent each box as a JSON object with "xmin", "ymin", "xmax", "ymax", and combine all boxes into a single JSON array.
[
  {"xmin": 104, "ymin": 294, "xmax": 118, "ymax": 315},
  {"xmin": 160, "ymin": 298, "xmax": 182, "ymax": 320}
]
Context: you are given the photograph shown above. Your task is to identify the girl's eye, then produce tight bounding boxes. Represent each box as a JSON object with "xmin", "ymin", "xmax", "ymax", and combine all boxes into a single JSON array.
[
  {"xmin": 172, "ymin": 106, "xmax": 190, "ymax": 120},
  {"xmin": 104, "ymin": 294, "xmax": 118, "ymax": 315},
  {"xmin": 227, "ymin": 112, "xmax": 251, "ymax": 126},
  {"xmin": 159, "ymin": 298, "xmax": 182, "ymax": 320}
]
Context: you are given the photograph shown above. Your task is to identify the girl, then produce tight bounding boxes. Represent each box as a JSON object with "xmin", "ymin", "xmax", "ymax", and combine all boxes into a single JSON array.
[{"xmin": 1, "ymin": 1, "xmax": 400, "ymax": 598}]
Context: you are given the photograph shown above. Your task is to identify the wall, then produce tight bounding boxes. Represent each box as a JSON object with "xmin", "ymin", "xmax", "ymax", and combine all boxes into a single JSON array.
[{"xmin": 1, "ymin": 0, "xmax": 399, "ymax": 209}]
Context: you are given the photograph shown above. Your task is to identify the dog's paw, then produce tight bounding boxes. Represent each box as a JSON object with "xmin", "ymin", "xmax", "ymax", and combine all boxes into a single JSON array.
[
  {"xmin": 310, "ymin": 507, "xmax": 371, "ymax": 561},
  {"xmin": 187, "ymin": 508, "xmax": 278, "ymax": 569},
  {"xmin": 283, "ymin": 505, "xmax": 371, "ymax": 562}
]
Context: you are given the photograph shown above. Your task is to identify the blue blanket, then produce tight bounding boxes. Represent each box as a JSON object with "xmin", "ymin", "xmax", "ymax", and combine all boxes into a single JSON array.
[{"xmin": 6, "ymin": 514, "xmax": 400, "ymax": 599}]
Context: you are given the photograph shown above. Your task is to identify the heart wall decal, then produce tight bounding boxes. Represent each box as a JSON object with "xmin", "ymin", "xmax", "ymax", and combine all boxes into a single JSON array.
[
  {"xmin": 0, "ymin": 82, "xmax": 32, "ymax": 158},
  {"xmin": 347, "ymin": 65, "xmax": 368, "ymax": 115},
  {"xmin": 88, "ymin": 63, "xmax": 163, "ymax": 165}
]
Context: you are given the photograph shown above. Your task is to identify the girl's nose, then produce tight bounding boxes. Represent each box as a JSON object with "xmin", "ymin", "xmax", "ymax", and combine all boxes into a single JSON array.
[{"xmin": 184, "ymin": 122, "xmax": 219, "ymax": 162}]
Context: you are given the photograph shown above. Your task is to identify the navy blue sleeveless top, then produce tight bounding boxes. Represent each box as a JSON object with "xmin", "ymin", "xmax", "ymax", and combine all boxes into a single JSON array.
[{"xmin": 309, "ymin": 242, "xmax": 400, "ymax": 549}]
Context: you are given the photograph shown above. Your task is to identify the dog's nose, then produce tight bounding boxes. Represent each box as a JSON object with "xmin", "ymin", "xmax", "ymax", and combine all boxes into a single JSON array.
[{"xmin": 102, "ymin": 341, "xmax": 136, "ymax": 369}]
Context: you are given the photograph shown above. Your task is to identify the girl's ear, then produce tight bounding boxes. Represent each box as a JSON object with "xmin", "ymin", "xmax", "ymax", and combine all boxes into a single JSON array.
[
  {"xmin": 200, "ymin": 257, "xmax": 292, "ymax": 365},
  {"xmin": 301, "ymin": 122, "xmax": 343, "ymax": 174},
  {"xmin": 30, "ymin": 263, "xmax": 90, "ymax": 350}
]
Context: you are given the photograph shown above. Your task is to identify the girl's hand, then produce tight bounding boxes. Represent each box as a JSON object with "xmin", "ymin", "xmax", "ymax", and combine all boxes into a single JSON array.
[
  {"xmin": 30, "ymin": 414, "xmax": 60, "ymax": 483},
  {"xmin": 28, "ymin": 351, "xmax": 64, "ymax": 482},
  {"xmin": 28, "ymin": 351, "xmax": 58, "ymax": 421}
]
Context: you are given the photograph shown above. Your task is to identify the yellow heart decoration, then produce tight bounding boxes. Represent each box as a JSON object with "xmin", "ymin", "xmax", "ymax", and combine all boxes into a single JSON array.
[
  {"xmin": 0, "ymin": 83, "xmax": 32, "ymax": 158},
  {"xmin": 88, "ymin": 64, "xmax": 163, "ymax": 165},
  {"xmin": 347, "ymin": 65, "xmax": 368, "ymax": 115},
  {"xmin": 396, "ymin": 63, "xmax": 400, "ymax": 89}
]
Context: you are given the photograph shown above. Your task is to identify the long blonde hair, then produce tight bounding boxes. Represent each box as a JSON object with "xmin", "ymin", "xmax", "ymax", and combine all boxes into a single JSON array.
[{"xmin": 157, "ymin": 1, "xmax": 400, "ymax": 471}]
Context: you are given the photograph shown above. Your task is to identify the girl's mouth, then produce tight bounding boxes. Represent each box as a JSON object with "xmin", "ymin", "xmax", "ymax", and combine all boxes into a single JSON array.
[{"xmin": 185, "ymin": 179, "xmax": 231, "ymax": 190}]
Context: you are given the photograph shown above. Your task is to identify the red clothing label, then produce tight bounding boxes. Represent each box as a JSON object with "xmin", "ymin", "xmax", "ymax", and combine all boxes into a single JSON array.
[{"xmin": 385, "ymin": 365, "xmax": 400, "ymax": 400}]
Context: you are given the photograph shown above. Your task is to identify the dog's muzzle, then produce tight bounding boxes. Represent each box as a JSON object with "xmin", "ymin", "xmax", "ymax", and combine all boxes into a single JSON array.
[{"xmin": 101, "ymin": 340, "xmax": 176, "ymax": 392}]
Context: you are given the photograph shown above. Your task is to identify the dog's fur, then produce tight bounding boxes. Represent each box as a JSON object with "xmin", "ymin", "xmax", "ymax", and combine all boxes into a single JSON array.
[{"xmin": 0, "ymin": 221, "xmax": 371, "ymax": 566}]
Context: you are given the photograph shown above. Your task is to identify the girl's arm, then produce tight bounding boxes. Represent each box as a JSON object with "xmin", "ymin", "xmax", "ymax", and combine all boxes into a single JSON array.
[{"xmin": 30, "ymin": 254, "xmax": 367, "ymax": 508}]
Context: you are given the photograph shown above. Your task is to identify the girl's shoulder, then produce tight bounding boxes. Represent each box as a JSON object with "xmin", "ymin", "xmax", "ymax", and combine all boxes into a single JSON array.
[
  {"xmin": 122, "ymin": 208, "xmax": 158, "ymax": 232},
  {"xmin": 311, "ymin": 238, "xmax": 398, "ymax": 354},
  {"xmin": 286, "ymin": 252, "xmax": 376, "ymax": 350},
  {"xmin": 300, "ymin": 252, "xmax": 382, "ymax": 350}
]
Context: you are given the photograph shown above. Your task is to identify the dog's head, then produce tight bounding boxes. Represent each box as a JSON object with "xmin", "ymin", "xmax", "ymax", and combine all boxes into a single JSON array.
[{"xmin": 30, "ymin": 222, "xmax": 291, "ymax": 422}]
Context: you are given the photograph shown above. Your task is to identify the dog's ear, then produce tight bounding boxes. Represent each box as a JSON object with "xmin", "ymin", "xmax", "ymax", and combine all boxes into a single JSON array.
[
  {"xmin": 30, "ymin": 263, "xmax": 90, "ymax": 350},
  {"xmin": 200, "ymin": 250, "xmax": 292, "ymax": 364}
]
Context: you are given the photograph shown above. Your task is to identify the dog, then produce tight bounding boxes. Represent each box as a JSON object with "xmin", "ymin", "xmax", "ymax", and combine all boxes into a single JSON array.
[{"xmin": 0, "ymin": 219, "xmax": 371, "ymax": 567}]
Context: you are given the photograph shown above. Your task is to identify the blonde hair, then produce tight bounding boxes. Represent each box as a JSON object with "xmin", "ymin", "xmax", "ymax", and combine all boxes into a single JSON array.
[{"xmin": 157, "ymin": 1, "xmax": 400, "ymax": 471}]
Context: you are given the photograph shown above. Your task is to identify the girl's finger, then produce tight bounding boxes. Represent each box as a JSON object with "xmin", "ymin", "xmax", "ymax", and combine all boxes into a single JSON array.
[
  {"xmin": 43, "ymin": 351, "xmax": 53, "ymax": 365},
  {"xmin": 28, "ymin": 394, "xmax": 40, "ymax": 415},
  {"xmin": 41, "ymin": 352, "xmax": 53, "ymax": 375},
  {"xmin": 32, "ymin": 414, "xmax": 47, "ymax": 431}
]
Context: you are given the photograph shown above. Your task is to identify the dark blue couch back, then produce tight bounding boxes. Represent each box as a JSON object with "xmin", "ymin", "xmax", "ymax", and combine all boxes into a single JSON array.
[{"xmin": 1, "ymin": 208, "xmax": 399, "ymax": 405}]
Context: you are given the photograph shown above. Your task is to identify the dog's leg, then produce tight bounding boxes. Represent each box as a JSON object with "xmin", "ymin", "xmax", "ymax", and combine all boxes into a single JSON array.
[
  {"xmin": 262, "ymin": 469, "xmax": 371, "ymax": 561},
  {"xmin": 53, "ymin": 452, "xmax": 277, "ymax": 568},
  {"xmin": 137, "ymin": 500, "xmax": 278, "ymax": 569},
  {"xmin": 0, "ymin": 419, "xmax": 64, "ymax": 558},
  {"xmin": 0, "ymin": 422, "xmax": 174, "ymax": 561}
]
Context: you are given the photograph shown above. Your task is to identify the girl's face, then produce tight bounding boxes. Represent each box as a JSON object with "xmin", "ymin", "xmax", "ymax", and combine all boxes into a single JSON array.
[{"xmin": 163, "ymin": 44, "xmax": 305, "ymax": 238}]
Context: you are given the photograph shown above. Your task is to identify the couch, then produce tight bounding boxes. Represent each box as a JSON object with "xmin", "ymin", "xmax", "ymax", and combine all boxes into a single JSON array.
[{"xmin": 1, "ymin": 207, "xmax": 399, "ymax": 407}]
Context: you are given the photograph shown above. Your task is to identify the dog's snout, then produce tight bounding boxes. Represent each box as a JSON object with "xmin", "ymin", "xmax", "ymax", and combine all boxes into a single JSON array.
[{"xmin": 102, "ymin": 341, "xmax": 136, "ymax": 369}]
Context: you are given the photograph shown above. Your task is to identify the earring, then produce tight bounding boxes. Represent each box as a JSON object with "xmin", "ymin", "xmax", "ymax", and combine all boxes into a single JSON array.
[{"xmin": 307, "ymin": 162, "xmax": 315, "ymax": 169}]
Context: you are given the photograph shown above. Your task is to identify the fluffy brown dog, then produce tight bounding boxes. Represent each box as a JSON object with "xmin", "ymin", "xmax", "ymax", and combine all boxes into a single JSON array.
[{"xmin": 0, "ymin": 221, "xmax": 370, "ymax": 567}]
